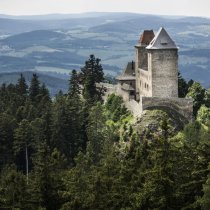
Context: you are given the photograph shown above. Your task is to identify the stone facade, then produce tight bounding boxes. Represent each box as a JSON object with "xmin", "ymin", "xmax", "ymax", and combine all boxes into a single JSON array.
[
  {"xmin": 148, "ymin": 49, "xmax": 178, "ymax": 98},
  {"xmin": 115, "ymin": 27, "xmax": 193, "ymax": 122}
]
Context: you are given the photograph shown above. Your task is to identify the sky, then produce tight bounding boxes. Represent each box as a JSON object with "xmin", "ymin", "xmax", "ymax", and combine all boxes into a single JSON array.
[{"xmin": 0, "ymin": 0, "xmax": 210, "ymax": 17}]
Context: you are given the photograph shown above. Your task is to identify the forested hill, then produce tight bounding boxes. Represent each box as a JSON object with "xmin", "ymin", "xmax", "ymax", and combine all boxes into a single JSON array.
[
  {"xmin": 0, "ymin": 55, "xmax": 210, "ymax": 209},
  {"xmin": 1, "ymin": 12, "xmax": 210, "ymax": 89}
]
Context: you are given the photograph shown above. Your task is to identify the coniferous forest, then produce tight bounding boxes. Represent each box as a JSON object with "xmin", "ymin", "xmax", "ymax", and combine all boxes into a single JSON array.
[{"xmin": 0, "ymin": 54, "xmax": 210, "ymax": 210}]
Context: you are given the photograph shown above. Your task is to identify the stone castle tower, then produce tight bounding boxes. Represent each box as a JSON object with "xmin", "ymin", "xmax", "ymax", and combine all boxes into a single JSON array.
[
  {"xmin": 135, "ymin": 27, "xmax": 178, "ymax": 100},
  {"xmin": 115, "ymin": 27, "xmax": 193, "ymax": 121}
]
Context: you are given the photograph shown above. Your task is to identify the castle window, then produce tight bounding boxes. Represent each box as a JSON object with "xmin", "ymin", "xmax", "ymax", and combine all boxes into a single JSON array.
[
  {"xmin": 147, "ymin": 84, "xmax": 149, "ymax": 90},
  {"xmin": 145, "ymin": 83, "xmax": 146, "ymax": 88}
]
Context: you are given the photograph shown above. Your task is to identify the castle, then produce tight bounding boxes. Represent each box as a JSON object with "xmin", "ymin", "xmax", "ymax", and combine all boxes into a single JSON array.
[{"xmin": 115, "ymin": 27, "xmax": 193, "ymax": 122}]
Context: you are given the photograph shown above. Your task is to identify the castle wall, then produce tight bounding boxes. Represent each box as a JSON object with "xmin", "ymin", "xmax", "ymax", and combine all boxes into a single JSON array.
[
  {"xmin": 148, "ymin": 49, "xmax": 178, "ymax": 98},
  {"xmin": 141, "ymin": 96, "xmax": 193, "ymax": 122},
  {"xmin": 117, "ymin": 83, "xmax": 131, "ymax": 101},
  {"xmin": 135, "ymin": 46, "xmax": 148, "ymax": 100},
  {"xmin": 125, "ymin": 99, "xmax": 142, "ymax": 117},
  {"xmin": 138, "ymin": 68, "xmax": 152, "ymax": 97}
]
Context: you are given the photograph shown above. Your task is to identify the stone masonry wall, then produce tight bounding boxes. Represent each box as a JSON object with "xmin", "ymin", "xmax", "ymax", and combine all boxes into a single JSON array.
[
  {"xmin": 138, "ymin": 68, "xmax": 152, "ymax": 97},
  {"xmin": 135, "ymin": 46, "xmax": 148, "ymax": 100},
  {"xmin": 148, "ymin": 49, "xmax": 178, "ymax": 98}
]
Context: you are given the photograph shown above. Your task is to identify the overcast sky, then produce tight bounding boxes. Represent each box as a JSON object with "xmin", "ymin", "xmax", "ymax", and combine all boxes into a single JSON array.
[{"xmin": 0, "ymin": 0, "xmax": 210, "ymax": 17}]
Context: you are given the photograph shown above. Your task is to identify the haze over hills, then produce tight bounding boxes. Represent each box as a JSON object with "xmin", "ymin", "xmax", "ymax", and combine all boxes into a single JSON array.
[{"xmin": 0, "ymin": 12, "xmax": 210, "ymax": 94}]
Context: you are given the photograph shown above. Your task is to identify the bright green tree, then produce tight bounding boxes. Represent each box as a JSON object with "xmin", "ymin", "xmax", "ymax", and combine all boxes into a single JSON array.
[{"xmin": 187, "ymin": 81, "xmax": 206, "ymax": 116}]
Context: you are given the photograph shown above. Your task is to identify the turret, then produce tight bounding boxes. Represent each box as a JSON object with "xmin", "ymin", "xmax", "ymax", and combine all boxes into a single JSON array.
[{"xmin": 146, "ymin": 27, "xmax": 178, "ymax": 98}]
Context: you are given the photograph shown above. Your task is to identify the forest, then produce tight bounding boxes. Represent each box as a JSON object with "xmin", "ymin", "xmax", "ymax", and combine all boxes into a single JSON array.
[{"xmin": 0, "ymin": 54, "xmax": 210, "ymax": 210}]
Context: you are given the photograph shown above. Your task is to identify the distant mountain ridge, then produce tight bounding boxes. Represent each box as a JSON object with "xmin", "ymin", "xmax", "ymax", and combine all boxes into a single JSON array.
[
  {"xmin": 0, "ymin": 12, "xmax": 210, "ymax": 91},
  {"xmin": 0, "ymin": 71, "xmax": 68, "ymax": 96}
]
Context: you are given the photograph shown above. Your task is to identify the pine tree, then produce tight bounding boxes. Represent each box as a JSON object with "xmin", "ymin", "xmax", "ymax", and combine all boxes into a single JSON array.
[
  {"xmin": 178, "ymin": 71, "xmax": 188, "ymax": 97},
  {"xmin": 68, "ymin": 69, "xmax": 80, "ymax": 99},
  {"xmin": 81, "ymin": 55, "xmax": 104, "ymax": 104},
  {"xmin": 0, "ymin": 113, "xmax": 17, "ymax": 168},
  {"xmin": 29, "ymin": 73, "xmax": 40, "ymax": 102},
  {"xmin": 0, "ymin": 165, "xmax": 28, "ymax": 209},
  {"xmin": 201, "ymin": 164, "xmax": 210, "ymax": 210},
  {"xmin": 14, "ymin": 119, "xmax": 34, "ymax": 183},
  {"xmin": 16, "ymin": 73, "xmax": 28, "ymax": 97},
  {"xmin": 29, "ymin": 143, "xmax": 66, "ymax": 210},
  {"xmin": 140, "ymin": 118, "xmax": 177, "ymax": 209},
  {"xmin": 86, "ymin": 103, "xmax": 107, "ymax": 164}
]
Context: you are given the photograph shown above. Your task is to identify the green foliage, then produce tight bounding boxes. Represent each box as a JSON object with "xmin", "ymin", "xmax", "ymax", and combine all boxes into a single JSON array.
[
  {"xmin": 197, "ymin": 105, "xmax": 210, "ymax": 126},
  {"xmin": 29, "ymin": 73, "xmax": 40, "ymax": 102},
  {"xmin": 0, "ymin": 60, "xmax": 209, "ymax": 209},
  {"xmin": 187, "ymin": 81, "xmax": 206, "ymax": 116},
  {"xmin": 0, "ymin": 165, "xmax": 28, "ymax": 209},
  {"xmin": 178, "ymin": 71, "xmax": 189, "ymax": 98},
  {"xmin": 201, "ymin": 164, "xmax": 210, "ymax": 210},
  {"xmin": 68, "ymin": 69, "xmax": 80, "ymax": 99},
  {"xmin": 204, "ymin": 87, "xmax": 210, "ymax": 108},
  {"xmin": 29, "ymin": 143, "xmax": 66, "ymax": 210},
  {"xmin": 105, "ymin": 93, "xmax": 129, "ymax": 122},
  {"xmin": 81, "ymin": 54, "xmax": 104, "ymax": 104}
]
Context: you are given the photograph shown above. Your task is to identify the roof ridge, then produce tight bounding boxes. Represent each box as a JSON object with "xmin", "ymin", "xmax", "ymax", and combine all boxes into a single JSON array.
[{"xmin": 146, "ymin": 27, "xmax": 178, "ymax": 50}]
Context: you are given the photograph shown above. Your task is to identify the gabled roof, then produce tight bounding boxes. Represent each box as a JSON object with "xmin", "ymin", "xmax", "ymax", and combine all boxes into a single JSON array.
[
  {"xmin": 116, "ymin": 61, "xmax": 136, "ymax": 81},
  {"xmin": 146, "ymin": 27, "xmax": 178, "ymax": 50}
]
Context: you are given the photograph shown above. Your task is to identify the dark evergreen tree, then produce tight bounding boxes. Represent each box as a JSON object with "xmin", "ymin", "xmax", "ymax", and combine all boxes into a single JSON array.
[
  {"xmin": 178, "ymin": 71, "xmax": 188, "ymax": 97},
  {"xmin": 0, "ymin": 165, "xmax": 28, "ymax": 209},
  {"xmin": 29, "ymin": 73, "xmax": 40, "ymax": 102},
  {"xmin": 204, "ymin": 87, "xmax": 210, "ymax": 108},
  {"xmin": 201, "ymin": 164, "xmax": 210, "ymax": 210},
  {"xmin": 68, "ymin": 69, "xmax": 80, "ymax": 98},
  {"xmin": 0, "ymin": 113, "xmax": 17, "ymax": 168},
  {"xmin": 81, "ymin": 54, "xmax": 104, "ymax": 104},
  {"xmin": 16, "ymin": 73, "xmax": 28, "ymax": 97},
  {"xmin": 14, "ymin": 119, "xmax": 33, "ymax": 182},
  {"xmin": 29, "ymin": 143, "xmax": 66, "ymax": 210}
]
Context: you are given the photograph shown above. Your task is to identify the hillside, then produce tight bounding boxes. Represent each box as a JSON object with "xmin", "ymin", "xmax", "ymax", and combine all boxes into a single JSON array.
[{"xmin": 0, "ymin": 71, "xmax": 68, "ymax": 95}]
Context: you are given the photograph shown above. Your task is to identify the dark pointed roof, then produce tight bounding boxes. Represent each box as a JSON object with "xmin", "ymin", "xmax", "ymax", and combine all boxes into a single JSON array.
[
  {"xmin": 116, "ymin": 61, "xmax": 136, "ymax": 81},
  {"xmin": 146, "ymin": 27, "xmax": 178, "ymax": 50},
  {"xmin": 139, "ymin": 30, "xmax": 155, "ymax": 45},
  {"xmin": 136, "ymin": 30, "xmax": 155, "ymax": 47}
]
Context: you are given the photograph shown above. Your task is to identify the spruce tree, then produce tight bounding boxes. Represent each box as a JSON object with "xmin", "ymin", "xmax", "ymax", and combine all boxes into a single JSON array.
[
  {"xmin": 81, "ymin": 54, "xmax": 104, "ymax": 104},
  {"xmin": 68, "ymin": 69, "xmax": 80, "ymax": 99},
  {"xmin": 16, "ymin": 73, "xmax": 28, "ymax": 97},
  {"xmin": 29, "ymin": 73, "xmax": 40, "ymax": 102},
  {"xmin": 30, "ymin": 143, "xmax": 66, "ymax": 210},
  {"xmin": 178, "ymin": 71, "xmax": 188, "ymax": 98},
  {"xmin": 14, "ymin": 119, "xmax": 33, "ymax": 183}
]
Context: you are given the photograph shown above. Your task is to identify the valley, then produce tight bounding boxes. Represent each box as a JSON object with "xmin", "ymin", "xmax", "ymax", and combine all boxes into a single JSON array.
[{"xmin": 0, "ymin": 12, "xmax": 210, "ymax": 94}]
